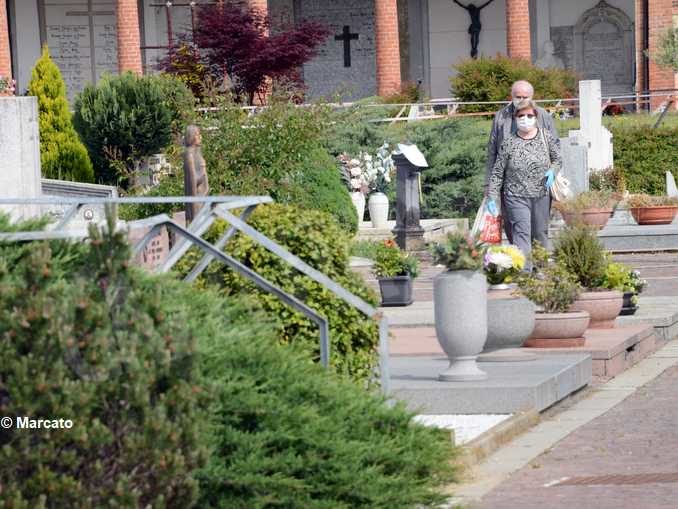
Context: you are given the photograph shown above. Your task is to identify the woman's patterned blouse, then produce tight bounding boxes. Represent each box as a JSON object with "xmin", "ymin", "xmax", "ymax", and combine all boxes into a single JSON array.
[{"xmin": 487, "ymin": 128, "xmax": 562, "ymax": 200}]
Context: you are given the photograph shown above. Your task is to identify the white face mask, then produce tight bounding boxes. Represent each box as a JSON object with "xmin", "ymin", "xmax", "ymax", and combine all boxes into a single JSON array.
[{"xmin": 516, "ymin": 115, "xmax": 536, "ymax": 131}]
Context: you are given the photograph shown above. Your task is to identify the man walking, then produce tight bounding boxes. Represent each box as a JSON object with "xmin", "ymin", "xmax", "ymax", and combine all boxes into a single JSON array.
[{"xmin": 485, "ymin": 80, "xmax": 559, "ymax": 242}]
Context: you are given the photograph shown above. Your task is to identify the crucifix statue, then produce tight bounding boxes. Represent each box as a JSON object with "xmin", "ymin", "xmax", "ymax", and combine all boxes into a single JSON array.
[{"xmin": 452, "ymin": 0, "xmax": 496, "ymax": 58}]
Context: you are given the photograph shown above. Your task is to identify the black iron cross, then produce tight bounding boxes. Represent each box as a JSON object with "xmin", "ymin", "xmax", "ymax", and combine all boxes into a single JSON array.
[{"xmin": 335, "ymin": 25, "xmax": 359, "ymax": 67}]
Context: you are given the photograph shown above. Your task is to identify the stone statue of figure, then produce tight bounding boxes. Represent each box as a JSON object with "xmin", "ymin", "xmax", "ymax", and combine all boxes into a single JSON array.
[
  {"xmin": 453, "ymin": 0, "xmax": 496, "ymax": 58},
  {"xmin": 535, "ymin": 40, "xmax": 565, "ymax": 69},
  {"xmin": 183, "ymin": 124, "xmax": 209, "ymax": 224}
]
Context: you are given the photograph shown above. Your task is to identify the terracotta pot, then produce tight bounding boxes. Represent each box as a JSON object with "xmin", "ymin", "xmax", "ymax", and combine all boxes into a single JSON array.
[
  {"xmin": 569, "ymin": 290, "xmax": 623, "ymax": 328},
  {"xmin": 630, "ymin": 206, "xmax": 678, "ymax": 225},
  {"xmin": 524, "ymin": 311, "xmax": 590, "ymax": 348},
  {"xmin": 561, "ymin": 208, "xmax": 614, "ymax": 230}
]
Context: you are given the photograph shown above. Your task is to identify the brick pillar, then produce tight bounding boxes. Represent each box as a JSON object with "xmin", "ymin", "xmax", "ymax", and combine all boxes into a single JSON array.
[
  {"xmin": 117, "ymin": 0, "xmax": 142, "ymax": 74},
  {"xmin": 505, "ymin": 0, "xmax": 531, "ymax": 60},
  {"xmin": 648, "ymin": 0, "xmax": 674, "ymax": 109},
  {"xmin": 635, "ymin": 0, "xmax": 648, "ymax": 98},
  {"xmin": 375, "ymin": 0, "xmax": 402, "ymax": 96},
  {"xmin": 0, "ymin": 0, "xmax": 11, "ymax": 79}
]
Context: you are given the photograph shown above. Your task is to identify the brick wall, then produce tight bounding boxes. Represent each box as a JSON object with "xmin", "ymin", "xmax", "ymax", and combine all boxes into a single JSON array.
[
  {"xmin": 0, "ymin": 0, "xmax": 11, "ymax": 79},
  {"xmin": 647, "ymin": 0, "xmax": 674, "ymax": 109},
  {"xmin": 116, "ymin": 0, "xmax": 142, "ymax": 74},
  {"xmin": 375, "ymin": 0, "xmax": 402, "ymax": 96},
  {"xmin": 505, "ymin": 0, "xmax": 531, "ymax": 59}
]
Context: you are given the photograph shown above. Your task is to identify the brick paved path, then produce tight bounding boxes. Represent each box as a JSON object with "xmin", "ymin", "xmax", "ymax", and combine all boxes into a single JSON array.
[{"xmin": 478, "ymin": 365, "xmax": 678, "ymax": 509}]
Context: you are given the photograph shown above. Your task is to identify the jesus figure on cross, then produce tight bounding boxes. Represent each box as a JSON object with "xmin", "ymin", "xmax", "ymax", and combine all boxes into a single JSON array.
[{"xmin": 452, "ymin": 0, "xmax": 496, "ymax": 58}]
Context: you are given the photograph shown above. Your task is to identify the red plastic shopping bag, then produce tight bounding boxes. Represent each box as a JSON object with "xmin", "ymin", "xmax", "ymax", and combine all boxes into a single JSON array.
[{"xmin": 479, "ymin": 213, "xmax": 502, "ymax": 244}]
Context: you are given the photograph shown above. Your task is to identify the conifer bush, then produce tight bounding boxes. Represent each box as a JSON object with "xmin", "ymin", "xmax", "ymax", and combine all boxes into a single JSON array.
[
  {"xmin": 0, "ymin": 215, "xmax": 206, "ymax": 507},
  {"xmin": 196, "ymin": 308, "xmax": 458, "ymax": 508},
  {"xmin": 177, "ymin": 203, "xmax": 379, "ymax": 382},
  {"xmin": 73, "ymin": 73, "xmax": 177, "ymax": 187},
  {"xmin": 28, "ymin": 46, "xmax": 94, "ymax": 182}
]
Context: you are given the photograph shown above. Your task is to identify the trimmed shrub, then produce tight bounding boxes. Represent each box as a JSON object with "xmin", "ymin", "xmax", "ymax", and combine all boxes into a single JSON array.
[
  {"xmin": 177, "ymin": 203, "xmax": 379, "ymax": 382},
  {"xmin": 28, "ymin": 45, "xmax": 94, "ymax": 182},
  {"xmin": 611, "ymin": 125, "xmax": 678, "ymax": 195},
  {"xmin": 73, "ymin": 72, "xmax": 175, "ymax": 187},
  {"xmin": 450, "ymin": 55, "xmax": 578, "ymax": 112},
  {"xmin": 0, "ymin": 216, "xmax": 206, "ymax": 506},
  {"xmin": 196, "ymin": 310, "xmax": 458, "ymax": 508},
  {"xmin": 553, "ymin": 225, "xmax": 608, "ymax": 290}
]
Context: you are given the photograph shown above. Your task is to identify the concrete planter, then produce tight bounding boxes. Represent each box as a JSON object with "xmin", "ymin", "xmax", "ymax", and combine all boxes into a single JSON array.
[
  {"xmin": 570, "ymin": 290, "xmax": 623, "ymax": 328},
  {"xmin": 484, "ymin": 293, "xmax": 536, "ymax": 351},
  {"xmin": 434, "ymin": 270, "xmax": 488, "ymax": 381},
  {"xmin": 368, "ymin": 192, "xmax": 389, "ymax": 229},
  {"xmin": 561, "ymin": 207, "xmax": 614, "ymax": 230},
  {"xmin": 378, "ymin": 275, "xmax": 413, "ymax": 306},
  {"xmin": 630, "ymin": 206, "xmax": 678, "ymax": 225},
  {"xmin": 524, "ymin": 311, "xmax": 590, "ymax": 347}
]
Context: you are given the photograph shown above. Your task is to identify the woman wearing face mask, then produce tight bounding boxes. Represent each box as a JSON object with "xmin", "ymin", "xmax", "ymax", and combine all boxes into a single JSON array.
[{"xmin": 485, "ymin": 100, "xmax": 562, "ymax": 261}]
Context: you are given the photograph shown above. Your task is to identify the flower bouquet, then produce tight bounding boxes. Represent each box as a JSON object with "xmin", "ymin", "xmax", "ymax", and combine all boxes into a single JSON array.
[
  {"xmin": 483, "ymin": 245, "xmax": 525, "ymax": 288},
  {"xmin": 0, "ymin": 75, "xmax": 16, "ymax": 96}
]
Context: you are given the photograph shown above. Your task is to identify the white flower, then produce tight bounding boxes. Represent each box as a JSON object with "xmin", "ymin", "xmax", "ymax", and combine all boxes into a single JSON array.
[
  {"xmin": 350, "ymin": 178, "xmax": 362, "ymax": 190},
  {"xmin": 384, "ymin": 174, "xmax": 391, "ymax": 183},
  {"xmin": 363, "ymin": 154, "xmax": 373, "ymax": 162},
  {"xmin": 350, "ymin": 167, "xmax": 362, "ymax": 177},
  {"xmin": 487, "ymin": 252, "xmax": 513, "ymax": 270},
  {"xmin": 349, "ymin": 159, "xmax": 361, "ymax": 166}
]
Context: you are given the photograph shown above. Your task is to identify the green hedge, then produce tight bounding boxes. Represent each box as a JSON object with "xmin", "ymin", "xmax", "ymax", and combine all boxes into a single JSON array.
[
  {"xmin": 611, "ymin": 125, "xmax": 678, "ymax": 194},
  {"xmin": 450, "ymin": 55, "xmax": 578, "ymax": 113}
]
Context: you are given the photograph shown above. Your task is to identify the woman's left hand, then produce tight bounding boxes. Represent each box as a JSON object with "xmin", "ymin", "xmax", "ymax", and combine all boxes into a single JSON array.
[{"xmin": 544, "ymin": 169, "xmax": 555, "ymax": 188}]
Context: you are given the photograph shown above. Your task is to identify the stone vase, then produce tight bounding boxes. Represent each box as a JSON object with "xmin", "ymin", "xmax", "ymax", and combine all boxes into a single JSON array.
[
  {"xmin": 350, "ymin": 191, "xmax": 366, "ymax": 223},
  {"xmin": 480, "ymin": 291, "xmax": 536, "ymax": 361},
  {"xmin": 434, "ymin": 270, "xmax": 488, "ymax": 381},
  {"xmin": 368, "ymin": 192, "xmax": 389, "ymax": 229},
  {"xmin": 569, "ymin": 290, "xmax": 623, "ymax": 328}
]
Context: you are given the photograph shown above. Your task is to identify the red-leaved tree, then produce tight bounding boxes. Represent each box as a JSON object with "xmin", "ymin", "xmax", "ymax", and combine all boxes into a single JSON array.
[{"xmin": 161, "ymin": 3, "xmax": 329, "ymax": 104}]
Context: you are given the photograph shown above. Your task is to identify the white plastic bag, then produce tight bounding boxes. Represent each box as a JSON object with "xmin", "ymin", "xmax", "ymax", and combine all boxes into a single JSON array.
[{"xmin": 471, "ymin": 198, "xmax": 487, "ymax": 237}]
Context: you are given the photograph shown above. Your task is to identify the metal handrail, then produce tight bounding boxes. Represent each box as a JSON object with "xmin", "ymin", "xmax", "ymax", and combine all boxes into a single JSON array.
[{"xmin": 0, "ymin": 196, "xmax": 391, "ymax": 392}]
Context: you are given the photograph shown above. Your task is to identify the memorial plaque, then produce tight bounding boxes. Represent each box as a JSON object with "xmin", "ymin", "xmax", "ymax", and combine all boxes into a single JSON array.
[
  {"xmin": 573, "ymin": 1, "xmax": 634, "ymax": 96},
  {"xmin": 582, "ymin": 22, "xmax": 625, "ymax": 83},
  {"xmin": 43, "ymin": 0, "xmax": 118, "ymax": 99}
]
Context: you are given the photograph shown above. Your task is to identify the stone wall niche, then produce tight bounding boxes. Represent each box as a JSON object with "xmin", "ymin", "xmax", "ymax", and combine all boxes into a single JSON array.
[{"xmin": 573, "ymin": 0, "xmax": 634, "ymax": 97}]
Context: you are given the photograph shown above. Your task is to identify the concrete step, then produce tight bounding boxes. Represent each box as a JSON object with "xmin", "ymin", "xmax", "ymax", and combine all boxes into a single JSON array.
[{"xmin": 390, "ymin": 353, "xmax": 591, "ymax": 414}]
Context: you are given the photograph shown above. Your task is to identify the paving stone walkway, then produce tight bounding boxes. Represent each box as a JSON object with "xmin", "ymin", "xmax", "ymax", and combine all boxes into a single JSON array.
[{"xmin": 477, "ymin": 364, "xmax": 678, "ymax": 509}]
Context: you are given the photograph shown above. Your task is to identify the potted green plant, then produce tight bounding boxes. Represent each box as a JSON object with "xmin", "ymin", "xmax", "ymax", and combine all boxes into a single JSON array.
[
  {"xmin": 553, "ymin": 190, "xmax": 620, "ymax": 230},
  {"xmin": 601, "ymin": 262, "xmax": 648, "ymax": 316},
  {"xmin": 373, "ymin": 240, "xmax": 419, "ymax": 306},
  {"xmin": 517, "ymin": 242, "xmax": 590, "ymax": 347},
  {"xmin": 430, "ymin": 232, "xmax": 487, "ymax": 381},
  {"xmin": 553, "ymin": 225, "xmax": 623, "ymax": 328},
  {"xmin": 625, "ymin": 194, "xmax": 678, "ymax": 225}
]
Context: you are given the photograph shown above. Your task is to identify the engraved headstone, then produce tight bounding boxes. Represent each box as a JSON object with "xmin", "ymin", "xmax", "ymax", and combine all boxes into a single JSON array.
[
  {"xmin": 569, "ymin": 80, "xmax": 614, "ymax": 171},
  {"xmin": 550, "ymin": 26, "xmax": 574, "ymax": 70},
  {"xmin": 42, "ymin": 0, "xmax": 118, "ymax": 99},
  {"xmin": 559, "ymin": 136, "xmax": 588, "ymax": 196}
]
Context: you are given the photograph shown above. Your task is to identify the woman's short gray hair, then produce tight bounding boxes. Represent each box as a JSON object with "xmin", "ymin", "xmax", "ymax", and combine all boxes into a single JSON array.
[{"xmin": 513, "ymin": 99, "xmax": 538, "ymax": 117}]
